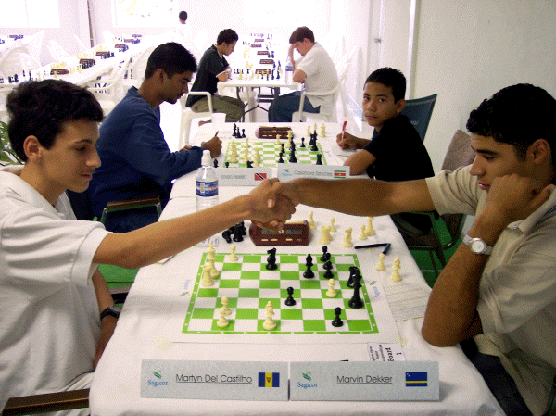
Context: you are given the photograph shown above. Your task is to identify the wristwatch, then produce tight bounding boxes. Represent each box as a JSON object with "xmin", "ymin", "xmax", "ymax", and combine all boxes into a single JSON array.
[
  {"xmin": 100, "ymin": 305, "xmax": 121, "ymax": 321},
  {"xmin": 462, "ymin": 234, "xmax": 493, "ymax": 255}
]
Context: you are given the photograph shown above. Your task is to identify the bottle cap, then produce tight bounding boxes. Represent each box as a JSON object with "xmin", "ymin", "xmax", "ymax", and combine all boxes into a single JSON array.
[{"xmin": 201, "ymin": 149, "xmax": 211, "ymax": 166}]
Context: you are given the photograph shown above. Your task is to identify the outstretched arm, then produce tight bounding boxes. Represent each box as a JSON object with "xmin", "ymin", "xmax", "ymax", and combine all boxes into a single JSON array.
[
  {"xmin": 422, "ymin": 174, "xmax": 554, "ymax": 346},
  {"xmin": 92, "ymin": 268, "xmax": 117, "ymax": 367}
]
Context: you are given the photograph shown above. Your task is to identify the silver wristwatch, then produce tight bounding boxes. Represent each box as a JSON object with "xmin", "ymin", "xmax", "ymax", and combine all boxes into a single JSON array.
[{"xmin": 462, "ymin": 234, "xmax": 493, "ymax": 255}]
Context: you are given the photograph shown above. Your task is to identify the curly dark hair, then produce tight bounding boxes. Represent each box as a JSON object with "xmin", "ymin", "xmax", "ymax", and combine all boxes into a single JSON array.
[
  {"xmin": 467, "ymin": 83, "xmax": 556, "ymax": 163},
  {"xmin": 144, "ymin": 42, "xmax": 197, "ymax": 79},
  {"xmin": 6, "ymin": 80, "xmax": 103, "ymax": 161},
  {"xmin": 366, "ymin": 68, "xmax": 406, "ymax": 102},
  {"xmin": 216, "ymin": 29, "xmax": 238, "ymax": 45}
]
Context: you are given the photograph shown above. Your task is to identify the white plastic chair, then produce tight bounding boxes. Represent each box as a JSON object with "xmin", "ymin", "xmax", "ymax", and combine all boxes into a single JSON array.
[
  {"xmin": 47, "ymin": 40, "xmax": 70, "ymax": 62},
  {"xmin": 122, "ymin": 44, "xmax": 156, "ymax": 89},
  {"xmin": 103, "ymin": 30, "xmax": 116, "ymax": 45},
  {"xmin": 86, "ymin": 57, "xmax": 132, "ymax": 117},
  {"xmin": 25, "ymin": 30, "xmax": 44, "ymax": 66},
  {"xmin": 73, "ymin": 34, "xmax": 89, "ymax": 54},
  {"xmin": 0, "ymin": 47, "xmax": 39, "ymax": 78},
  {"xmin": 178, "ymin": 92, "xmax": 214, "ymax": 148}
]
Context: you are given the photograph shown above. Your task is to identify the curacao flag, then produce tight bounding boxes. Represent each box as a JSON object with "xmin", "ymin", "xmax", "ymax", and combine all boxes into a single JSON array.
[
  {"xmin": 405, "ymin": 371, "xmax": 427, "ymax": 387},
  {"xmin": 258, "ymin": 371, "xmax": 280, "ymax": 387}
]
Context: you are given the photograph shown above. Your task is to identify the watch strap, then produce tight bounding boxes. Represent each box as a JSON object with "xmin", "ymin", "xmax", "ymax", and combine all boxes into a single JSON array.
[
  {"xmin": 462, "ymin": 234, "xmax": 493, "ymax": 255},
  {"xmin": 100, "ymin": 306, "xmax": 120, "ymax": 321}
]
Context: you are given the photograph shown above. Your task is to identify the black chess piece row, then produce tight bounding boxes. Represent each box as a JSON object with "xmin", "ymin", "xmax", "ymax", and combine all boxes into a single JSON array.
[
  {"xmin": 221, "ymin": 221, "xmax": 246, "ymax": 244},
  {"xmin": 233, "ymin": 124, "xmax": 246, "ymax": 138}
]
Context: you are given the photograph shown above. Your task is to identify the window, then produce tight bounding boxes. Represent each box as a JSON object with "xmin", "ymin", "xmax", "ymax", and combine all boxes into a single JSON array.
[
  {"xmin": 0, "ymin": 0, "xmax": 59, "ymax": 28},
  {"xmin": 113, "ymin": 0, "xmax": 176, "ymax": 27}
]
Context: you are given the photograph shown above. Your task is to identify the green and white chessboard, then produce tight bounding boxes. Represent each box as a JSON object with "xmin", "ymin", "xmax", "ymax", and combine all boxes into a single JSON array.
[
  {"xmin": 182, "ymin": 252, "xmax": 378, "ymax": 338},
  {"xmin": 223, "ymin": 140, "xmax": 327, "ymax": 168}
]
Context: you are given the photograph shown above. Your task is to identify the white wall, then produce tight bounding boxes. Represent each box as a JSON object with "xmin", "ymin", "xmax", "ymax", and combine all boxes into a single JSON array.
[{"xmin": 413, "ymin": 0, "xmax": 556, "ymax": 170}]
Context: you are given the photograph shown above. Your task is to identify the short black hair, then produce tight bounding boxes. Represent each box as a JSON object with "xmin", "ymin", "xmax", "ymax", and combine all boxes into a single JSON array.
[
  {"xmin": 6, "ymin": 80, "xmax": 103, "ymax": 161},
  {"xmin": 144, "ymin": 42, "xmax": 196, "ymax": 79},
  {"xmin": 365, "ymin": 68, "xmax": 406, "ymax": 102},
  {"xmin": 467, "ymin": 83, "xmax": 556, "ymax": 165},
  {"xmin": 216, "ymin": 29, "xmax": 238, "ymax": 45},
  {"xmin": 289, "ymin": 26, "xmax": 315, "ymax": 44},
  {"xmin": 178, "ymin": 10, "xmax": 187, "ymax": 21}
]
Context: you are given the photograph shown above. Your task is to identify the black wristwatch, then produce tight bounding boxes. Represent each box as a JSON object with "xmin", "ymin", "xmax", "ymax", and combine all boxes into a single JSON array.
[{"xmin": 100, "ymin": 305, "xmax": 121, "ymax": 321}]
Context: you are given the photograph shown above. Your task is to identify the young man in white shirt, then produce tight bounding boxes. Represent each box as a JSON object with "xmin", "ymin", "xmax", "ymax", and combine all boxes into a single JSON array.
[
  {"xmin": 276, "ymin": 83, "xmax": 556, "ymax": 416},
  {"xmin": 0, "ymin": 80, "xmax": 294, "ymax": 413},
  {"xmin": 268, "ymin": 26, "xmax": 338, "ymax": 122}
]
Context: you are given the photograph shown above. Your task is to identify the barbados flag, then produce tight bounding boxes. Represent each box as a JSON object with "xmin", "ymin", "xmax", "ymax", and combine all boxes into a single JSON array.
[
  {"xmin": 406, "ymin": 371, "xmax": 427, "ymax": 387},
  {"xmin": 258, "ymin": 372, "xmax": 280, "ymax": 387}
]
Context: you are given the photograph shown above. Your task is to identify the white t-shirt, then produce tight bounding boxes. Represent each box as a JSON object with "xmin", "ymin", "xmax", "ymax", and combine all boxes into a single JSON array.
[
  {"xmin": 0, "ymin": 171, "xmax": 109, "ymax": 413},
  {"xmin": 296, "ymin": 42, "xmax": 338, "ymax": 111}
]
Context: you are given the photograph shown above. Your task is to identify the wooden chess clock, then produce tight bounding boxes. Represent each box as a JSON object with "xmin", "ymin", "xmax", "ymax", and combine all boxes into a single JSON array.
[
  {"xmin": 249, "ymin": 221, "xmax": 310, "ymax": 246},
  {"xmin": 256, "ymin": 126, "xmax": 294, "ymax": 139}
]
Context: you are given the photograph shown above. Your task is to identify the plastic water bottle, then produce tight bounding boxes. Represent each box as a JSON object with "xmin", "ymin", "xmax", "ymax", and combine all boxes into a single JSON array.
[
  {"xmin": 285, "ymin": 56, "xmax": 293, "ymax": 83},
  {"xmin": 196, "ymin": 150, "xmax": 219, "ymax": 246}
]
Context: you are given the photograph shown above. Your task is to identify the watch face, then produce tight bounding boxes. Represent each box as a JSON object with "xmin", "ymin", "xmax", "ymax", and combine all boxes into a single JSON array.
[{"xmin": 471, "ymin": 240, "xmax": 486, "ymax": 253}]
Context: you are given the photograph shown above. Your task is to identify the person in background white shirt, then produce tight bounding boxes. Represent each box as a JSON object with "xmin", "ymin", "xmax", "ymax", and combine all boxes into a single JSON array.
[{"xmin": 269, "ymin": 26, "xmax": 338, "ymax": 122}]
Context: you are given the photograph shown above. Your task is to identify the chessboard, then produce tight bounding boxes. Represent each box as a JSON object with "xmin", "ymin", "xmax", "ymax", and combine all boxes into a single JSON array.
[
  {"xmin": 223, "ymin": 140, "xmax": 327, "ymax": 168},
  {"xmin": 173, "ymin": 249, "xmax": 399, "ymax": 345}
]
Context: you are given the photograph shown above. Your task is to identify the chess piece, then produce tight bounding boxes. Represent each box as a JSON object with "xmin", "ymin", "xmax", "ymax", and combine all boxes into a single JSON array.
[
  {"xmin": 207, "ymin": 243, "xmax": 219, "ymax": 278},
  {"xmin": 229, "ymin": 141, "xmax": 238, "ymax": 163},
  {"xmin": 348, "ymin": 274, "xmax": 364, "ymax": 309},
  {"xmin": 347, "ymin": 266, "xmax": 360, "ymax": 288},
  {"xmin": 332, "ymin": 307, "xmax": 343, "ymax": 327},
  {"xmin": 228, "ymin": 245, "xmax": 238, "ymax": 261},
  {"xmin": 365, "ymin": 217, "xmax": 375, "ymax": 236},
  {"xmin": 320, "ymin": 123, "xmax": 326, "ymax": 137},
  {"xmin": 323, "ymin": 259, "xmax": 334, "ymax": 279},
  {"xmin": 390, "ymin": 257, "xmax": 402, "ymax": 282},
  {"xmin": 284, "ymin": 286, "xmax": 297, "ymax": 306},
  {"xmin": 278, "ymin": 152, "xmax": 284, "ymax": 163},
  {"xmin": 275, "ymin": 134, "xmax": 281, "ymax": 145},
  {"xmin": 308, "ymin": 211, "xmax": 316, "ymax": 230},
  {"xmin": 330, "ymin": 218, "xmax": 336, "ymax": 233},
  {"xmin": 321, "ymin": 246, "xmax": 331, "ymax": 262},
  {"xmin": 316, "ymin": 153, "xmax": 323, "ymax": 165},
  {"xmin": 300, "ymin": 137, "xmax": 306, "ymax": 148},
  {"xmin": 326, "ymin": 279, "xmax": 337, "ymax": 297},
  {"xmin": 253, "ymin": 147, "xmax": 260, "ymax": 167},
  {"xmin": 201, "ymin": 264, "xmax": 214, "ymax": 287},
  {"xmin": 266, "ymin": 247, "xmax": 277, "ymax": 270},
  {"xmin": 303, "ymin": 261, "xmax": 315, "ymax": 279},
  {"xmin": 376, "ymin": 253, "xmax": 386, "ymax": 271},
  {"xmin": 343, "ymin": 227, "xmax": 353, "ymax": 247},
  {"xmin": 359, "ymin": 224, "xmax": 368, "ymax": 240},
  {"xmin": 263, "ymin": 301, "xmax": 277, "ymax": 330},
  {"xmin": 221, "ymin": 230, "xmax": 232, "ymax": 243},
  {"xmin": 220, "ymin": 296, "xmax": 232, "ymax": 316},
  {"xmin": 233, "ymin": 223, "xmax": 244, "ymax": 242},
  {"xmin": 216, "ymin": 311, "xmax": 229, "ymax": 328},
  {"xmin": 318, "ymin": 225, "xmax": 331, "ymax": 245}
]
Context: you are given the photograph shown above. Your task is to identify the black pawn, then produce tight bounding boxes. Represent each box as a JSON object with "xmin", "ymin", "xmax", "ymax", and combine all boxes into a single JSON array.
[
  {"xmin": 332, "ymin": 307, "xmax": 344, "ymax": 327},
  {"xmin": 316, "ymin": 154, "xmax": 323, "ymax": 165},
  {"xmin": 300, "ymin": 137, "xmax": 306, "ymax": 148},
  {"xmin": 348, "ymin": 277, "xmax": 364, "ymax": 309},
  {"xmin": 323, "ymin": 260, "xmax": 334, "ymax": 279},
  {"xmin": 284, "ymin": 287, "xmax": 296, "ymax": 306},
  {"xmin": 225, "ymin": 161, "xmax": 230, "ymax": 168},
  {"xmin": 278, "ymin": 153, "xmax": 284, "ymax": 163},
  {"xmin": 303, "ymin": 262, "xmax": 314, "ymax": 279},
  {"xmin": 213, "ymin": 159, "xmax": 219, "ymax": 168},
  {"xmin": 241, "ymin": 129, "xmax": 246, "ymax": 138},
  {"xmin": 321, "ymin": 246, "xmax": 329, "ymax": 262}
]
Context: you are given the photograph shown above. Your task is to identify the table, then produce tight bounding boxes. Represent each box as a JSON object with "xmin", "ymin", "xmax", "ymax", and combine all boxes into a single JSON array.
[{"xmin": 89, "ymin": 122, "xmax": 503, "ymax": 415}]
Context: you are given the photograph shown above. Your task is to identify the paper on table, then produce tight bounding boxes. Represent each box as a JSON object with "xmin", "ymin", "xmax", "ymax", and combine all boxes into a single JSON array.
[
  {"xmin": 383, "ymin": 283, "xmax": 431, "ymax": 321},
  {"xmin": 367, "ymin": 343, "xmax": 405, "ymax": 361}
]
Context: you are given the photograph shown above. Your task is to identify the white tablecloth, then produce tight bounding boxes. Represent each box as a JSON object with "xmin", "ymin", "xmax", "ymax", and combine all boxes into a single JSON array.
[{"xmin": 90, "ymin": 122, "xmax": 503, "ymax": 415}]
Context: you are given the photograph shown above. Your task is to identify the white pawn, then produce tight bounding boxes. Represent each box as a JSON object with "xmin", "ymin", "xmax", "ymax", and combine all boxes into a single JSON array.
[
  {"xmin": 228, "ymin": 245, "xmax": 238, "ymax": 261},
  {"xmin": 217, "ymin": 311, "xmax": 229, "ymax": 328},
  {"xmin": 342, "ymin": 227, "xmax": 353, "ymax": 247},
  {"xmin": 359, "ymin": 224, "xmax": 368, "ymax": 240},
  {"xmin": 253, "ymin": 147, "xmax": 260, "ymax": 167},
  {"xmin": 320, "ymin": 123, "xmax": 326, "ymax": 137},
  {"xmin": 376, "ymin": 253, "xmax": 386, "ymax": 271},
  {"xmin": 326, "ymin": 278, "xmax": 337, "ymax": 297},
  {"xmin": 319, "ymin": 225, "xmax": 331, "ymax": 245},
  {"xmin": 201, "ymin": 264, "xmax": 214, "ymax": 287},
  {"xmin": 329, "ymin": 218, "xmax": 336, "ymax": 233},
  {"xmin": 220, "ymin": 296, "xmax": 232, "ymax": 316},
  {"xmin": 365, "ymin": 217, "xmax": 375, "ymax": 236},
  {"xmin": 275, "ymin": 134, "xmax": 281, "ymax": 146},
  {"xmin": 285, "ymin": 135, "xmax": 291, "ymax": 149},
  {"xmin": 308, "ymin": 211, "xmax": 316, "ymax": 230},
  {"xmin": 263, "ymin": 301, "xmax": 276, "ymax": 330},
  {"xmin": 243, "ymin": 146, "xmax": 249, "ymax": 163},
  {"xmin": 390, "ymin": 257, "xmax": 401, "ymax": 282}
]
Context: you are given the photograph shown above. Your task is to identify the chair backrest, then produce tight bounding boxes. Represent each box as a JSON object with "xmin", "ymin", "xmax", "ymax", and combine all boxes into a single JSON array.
[
  {"xmin": 73, "ymin": 34, "xmax": 89, "ymax": 53},
  {"xmin": 128, "ymin": 44, "xmax": 156, "ymax": 84},
  {"xmin": 25, "ymin": 30, "xmax": 44, "ymax": 65},
  {"xmin": 400, "ymin": 93, "xmax": 437, "ymax": 141},
  {"xmin": 0, "ymin": 47, "xmax": 35, "ymax": 77},
  {"xmin": 47, "ymin": 39, "xmax": 70, "ymax": 62}
]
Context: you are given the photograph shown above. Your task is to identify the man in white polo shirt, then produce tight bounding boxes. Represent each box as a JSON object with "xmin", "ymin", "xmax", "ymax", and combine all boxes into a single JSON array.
[{"xmin": 269, "ymin": 26, "xmax": 338, "ymax": 122}]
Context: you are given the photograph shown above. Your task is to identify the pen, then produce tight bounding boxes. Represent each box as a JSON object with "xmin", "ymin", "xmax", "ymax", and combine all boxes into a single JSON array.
[
  {"xmin": 341, "ymin": 120, "xmax": 347, "ymax": 141},
  {"xmin": 354, "ymin": 243, "xmax": 391, "ymax": 255}
]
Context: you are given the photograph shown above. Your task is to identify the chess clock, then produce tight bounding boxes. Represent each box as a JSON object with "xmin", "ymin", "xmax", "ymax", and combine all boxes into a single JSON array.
[{"xmin": 249, "ymin": 221, "xmax": 310, "ymax": 246}]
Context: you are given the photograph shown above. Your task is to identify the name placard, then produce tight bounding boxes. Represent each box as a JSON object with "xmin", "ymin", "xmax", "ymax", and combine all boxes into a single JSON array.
[
  {"xmin": 217, "ymin": 168, "xmax": 272, "ymax": 186},
  {"xmin": 141, "ymin": 360, "xmax": 288, "ymax": 401},
  {"xmin": 277, "ymin": 165, "xmax": 349, "ymax": 182},
  {"xmin": 290, "ymin": 361, "xmax": 438, "ymax": 401}
]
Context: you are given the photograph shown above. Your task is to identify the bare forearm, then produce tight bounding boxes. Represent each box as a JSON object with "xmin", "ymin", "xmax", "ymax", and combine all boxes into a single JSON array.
[
  {"xmin": 289, "ymin": 178, "xmax": 434, "ymax": 217},
  {"xmin": 422, "ymin": 214, "xmax": 505, "ymax": 346},
  {"xmin": 92, "ymin": 269, "xmax": 115, "ymax": 312}
]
